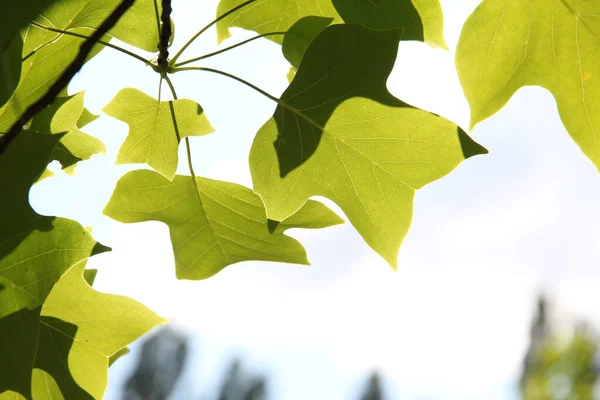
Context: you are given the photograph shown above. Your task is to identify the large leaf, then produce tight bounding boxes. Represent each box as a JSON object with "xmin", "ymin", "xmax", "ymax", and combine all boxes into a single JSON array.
[
  {"xmin": 32, "ymin": 263, "xmax": 166, "ymax": 399},
  {"xmin": 215, "ymin": 0, "xmax": 445, "ymax": 47},
  {"xmin": 103, "ymin": 88, "xmax": 214, "ymax": 180},
  {"xmin": 103, "ymin": 170, "xmax": 344, "ymax": 280},
  {"xmin": 456, "ymin": 0, "xmax": 600, "ymax": 170},
  {"xmin": 249, "ymin": 25, "xmax": 487, "ymax": 267},
  {"xmin": 0, "ymin": 131, "xmax": 108, "ymax": 398},
  {"xmin": 30, "ymin": 91, "xmax": 106, "ymax": 174},
  {"xmin": 0, "ymin": 0, "xmax": 159, "ymax": 131}
]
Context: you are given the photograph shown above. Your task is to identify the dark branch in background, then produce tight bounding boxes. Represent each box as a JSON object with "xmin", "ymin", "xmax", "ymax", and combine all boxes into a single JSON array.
[
  {"xmin": 157, "ymin": 0, "xmax": 172, "ymax": 68},
  {"xmin": 0, "ymin": 0, "xmax": 135, "ymax": 156}
]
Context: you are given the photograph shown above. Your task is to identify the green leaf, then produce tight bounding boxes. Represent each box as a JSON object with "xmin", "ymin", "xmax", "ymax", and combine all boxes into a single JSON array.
[
  {"xmin": 30, "ymin": 91, "xmax": 106, "ymax": 174},
  {"xmin": 216, "ymin": 0, "xmax": 445, "ymax": 48},
  {"xmin": 0, "ymin": 35, "xmax": 23, "ymax": 108},
  {"xmin": 456, "ymin": 0, "xmax": 600, "ymax": 170},
  {"xmin": 103, "ymin": 170, "xmax": 344, "ymax": 280},
  {"xmin": 0, "ymin": 0, "xmax": 159, "ymax": 132},
  {"xmin": 108, "ymin": 347, "xmax": 130, "ymax": 367},
  {"xmin": 32, "ymin": 263, "xmax": 166, "ymax": 399},
  {"xmin": 0, "ymin": 131, "xmax": 108, "ymax": 398},
  {"xmin": 249, "ymin": 25, "xmax": 486, "ymax": 267},
  {"xmin": 103, "ymin": 88, "xmax": 214, "ymax": 180},
  {"xmin": 82, "ymin": 268, "xmax": 97, "ymax": 286}
]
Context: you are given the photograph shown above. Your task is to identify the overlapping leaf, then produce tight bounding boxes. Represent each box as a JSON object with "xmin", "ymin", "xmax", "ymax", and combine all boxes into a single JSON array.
[
  {"xmin": 456, "ymin": 0, "xmax": 600, "ymax": 170},
  {"xmin": 0, "ymin": 0, "xmax": 58, "ymax": 43},
  {"xmin": 104, "ymin": 170, "xmax": 343, "ymax": 280},
  {"xmin": 30, "ymin": 91, "xmax": 105, "ymax": 174},
  {"xmin": 249, "ymin": 24, "xmax": 487, "ymax": 267},
  {"xmin": 0, "ymin": 36, "xmax": 23, "ymax": 108},
  {"xmin": 0, "ymin": 0, "xmax": 160, "ymax": 132},
  {"xmin": 215, "ymin": 0, "xmax": 445, "ymax": 47},
  {"xmin": 0, "ymin": 131, "xmax": 108, "ymax": 398},
  {"xmin": 32, "ymin": 263, "xmax": 165, "ymax": 399},
  {"xmin": 103, "ymin": 88, "xmax": 214, "ymax": 180}
]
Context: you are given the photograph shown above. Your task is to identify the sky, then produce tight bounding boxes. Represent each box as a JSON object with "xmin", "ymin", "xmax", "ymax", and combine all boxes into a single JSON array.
[{"xmin": 28, "ymin": 0, "xmax": 600, "ymax": 399}]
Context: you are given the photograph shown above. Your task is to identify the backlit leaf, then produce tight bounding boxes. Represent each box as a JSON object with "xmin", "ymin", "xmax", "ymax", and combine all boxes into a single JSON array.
[
  {"xmin": 249, "ymin": 25, "xmax": 486, "ymax": 267},
  {"xmin": 103, "ymin": 88, "xmax": 214, "ymax": 180},
  {"xmin": 104, "ymin": 170, "xmax": 344, "ymax": 280},
  {"xmin": 456, "ymin": 0, "xmax": 600, "ymax": 170}
]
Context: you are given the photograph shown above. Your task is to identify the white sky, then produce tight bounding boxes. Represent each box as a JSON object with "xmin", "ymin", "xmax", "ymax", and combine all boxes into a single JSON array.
[{"xmin": 28, "ymin": 0, "xmax": 600, "ymax": 399}]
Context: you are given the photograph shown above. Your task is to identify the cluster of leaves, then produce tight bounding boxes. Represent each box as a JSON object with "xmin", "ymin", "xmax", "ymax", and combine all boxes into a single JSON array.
[{"xmin": 1, "ymin": 0, "xmax": 599, "ymax": 398}]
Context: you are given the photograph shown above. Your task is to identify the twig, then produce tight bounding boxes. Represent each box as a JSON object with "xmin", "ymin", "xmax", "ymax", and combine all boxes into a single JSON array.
[
  {"xmin": 0, "ymin": 0, "xmax": 136, "ymax": 156},
  {"xmin": 157, "ymin": 0, "xmax": 172, "ymax": 68}
]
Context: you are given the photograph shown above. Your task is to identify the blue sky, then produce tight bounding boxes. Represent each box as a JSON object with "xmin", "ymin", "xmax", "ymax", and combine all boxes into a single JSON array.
[{"xmin": 29, "ymin": 0, "xmax": 600, "ymax": 398}]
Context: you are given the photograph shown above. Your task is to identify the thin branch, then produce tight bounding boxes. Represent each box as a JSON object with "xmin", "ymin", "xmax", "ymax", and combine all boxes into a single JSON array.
[
  {"xmin": 174, "ymin": 31, "xmax": 287, "ymax": 67},
  {"xmin": 29, "ymin": 21, "xmax": 150, "ymax": 65},
  {"xmin": 163, "ymin": 75, "xmax": 198, "ymax": 182},
  {"xmin": 170, "ymin": 0, "xmax": 256, "ymax": 65},
  {"xmin": 0, "ymin": 0, "xmax": 136, "ymax": 156},
  {"xmin": 157, "ymin": 0, "xmax": 172, "ymax": 68},
  {"xmin": 172, "ymin": 66, "xmax": 280, "ymax": 103}
]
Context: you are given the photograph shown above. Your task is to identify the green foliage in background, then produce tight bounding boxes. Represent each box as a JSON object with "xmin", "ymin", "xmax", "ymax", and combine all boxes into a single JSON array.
[{"xmin": 1, "ymin": 0, "xmax": 600, "ymax": 397}]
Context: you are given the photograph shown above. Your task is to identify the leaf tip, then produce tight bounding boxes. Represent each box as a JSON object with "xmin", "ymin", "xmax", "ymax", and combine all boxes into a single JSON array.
[{"xmin": 457, "ymin": 127, "xmax": 487, "ymax": 158}]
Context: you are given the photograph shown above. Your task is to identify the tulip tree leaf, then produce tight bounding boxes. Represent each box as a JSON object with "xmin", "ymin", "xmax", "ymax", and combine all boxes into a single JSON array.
[
  {"xmin": 0, "ymin": 0, "xmax": 58, "ymax": 43},
  {"xmin": 30, "ymin": 91, "xmax": 106, "ymax": 174},
  {"xmin": 456, "ymin": 0, "xmax": 600, "ymax": 170},
  {"xmin": 0, "ymin": 131, "xmax": 109, "ymax": 398},
  {"xmin": 103, "ymin": 170, "xmax": 344, "ymax": 280},
  {"xmin": 249, "ymin": 24, "xmax": 487, "ymax": 267},
  {"xmin": 0, "ymin": 0, "xmax": 160, "ymax": 132},
  {"xmin": 215, "ymin": 0, "xmax": 445, "ymax": 47},
  {"xmin": 32, "ymin": 263, "xmax": 166, "ymax": 400},
  {"xmin": 282, "ymin": 16, "xmax": 334, "ymax": 70},
  {"xmin": 103, "ymin": 88, "xmax": 214, "ymax": 180}
]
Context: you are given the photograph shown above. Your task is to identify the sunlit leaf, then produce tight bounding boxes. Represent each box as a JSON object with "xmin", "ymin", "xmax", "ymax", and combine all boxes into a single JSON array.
[
  {"xmin": 30, "ymin": 91, "xmax": 106, "ymax": 174},
  {"xmin": 104, "ymin": 170, "xmax": 344, "ymax": 279},
  {"xmin": 249, "ymin": 25, "xmax": 486, "ymax": 267},
  {"xmin": 456, "ymin": 0, "xmax": 600, "ymax": 170},
  {"xmin": 33, "ymin": 263, "xmax": 166, "ymax": 399},
  {"xmin": 103, "ymin": 88, "xmax": 214, "ymax": 180}
]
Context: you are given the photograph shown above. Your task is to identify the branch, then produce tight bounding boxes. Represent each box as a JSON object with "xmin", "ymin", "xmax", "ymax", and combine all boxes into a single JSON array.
[
  {"xmin": 157, "ymin": 0, "xmax": 172, "ymax": 68},
  {"xmin": 0, "ymin": 0, "xmax": 135, "ymax": 156}
]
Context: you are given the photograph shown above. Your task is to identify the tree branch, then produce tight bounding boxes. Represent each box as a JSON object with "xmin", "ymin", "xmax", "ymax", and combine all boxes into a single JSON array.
[
  {"xmin": 0, "ymin": 0, "xmax": 135, "ymax": 156},
  {"xmin": 157, "ymin": 0, "xmax": 172, "ymax": 68}
]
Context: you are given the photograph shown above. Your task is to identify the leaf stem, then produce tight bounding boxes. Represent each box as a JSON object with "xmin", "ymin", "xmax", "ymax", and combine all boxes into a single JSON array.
[
  {"xmin": 152, "ymin": 0, "xmax": 162, "ymax": 39},
  {"xmin": 163, "ymin": 75, "xmax": 198, "ymax": 181},
  {"xmin": 171, "ymin": 66, "xmax": 280, "ymax": 103},
  {"xmin": 174, "ymin": 31, "xmax": 287, "ymax": 67},
  {"xmin": 170, "ymin": 0, "xmax": 256, "ymax": 65},
  {"xmin": 29, "ymin": 21, "xmax": 151, "ymax": 65}
]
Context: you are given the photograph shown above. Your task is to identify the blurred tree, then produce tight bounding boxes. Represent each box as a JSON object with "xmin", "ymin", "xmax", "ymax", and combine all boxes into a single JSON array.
[
  {"xmin": 520, "ymin": 296, "xmax": 600, "ymax": 400},
  {"xmin": 122, "ymin": 326, "xmax": 189, "ymax": 400},
  {"xmin": 216, "ymin": 358, "xmax": 267, "ymax": 400},
  {"xmin": 358, "ymin": 371, "xmax": 384, "ymax": 400}
]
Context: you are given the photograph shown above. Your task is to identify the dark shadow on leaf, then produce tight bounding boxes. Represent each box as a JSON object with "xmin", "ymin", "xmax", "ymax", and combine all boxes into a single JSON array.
[
  {"xmin": 36, "ymin": 316, "xmax": 94, "ymax": 399},
  {"xmin": 274, "ymin": 25, "xmax": 404, "ymax": 177},
  {"xmin": 332, "ymin": 0, "xmax": 424, "ymax": 41},
  {"xmin": 0, "ymin": 306, "xmax": 42, "ymax": 398}
]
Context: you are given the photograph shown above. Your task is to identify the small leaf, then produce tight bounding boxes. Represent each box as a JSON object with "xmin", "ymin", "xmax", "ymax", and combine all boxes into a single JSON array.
[
  {"xmin": 103, "ymin": 88, "xmax": 214, "ymax": 180},
  {"xmin": 456, "ymin": 0, "xmax": 600, "ymax": 170},
  {"xmin": 30, "ymin": 91, "xmax": 106, "ymax": 174},
  {"xmin": 104, "ymin": 170, "xmax": 343, "ymax": 280},
  {"xmin": 249, "ymin": 25, "xmax": 486, "ymax": 268}
]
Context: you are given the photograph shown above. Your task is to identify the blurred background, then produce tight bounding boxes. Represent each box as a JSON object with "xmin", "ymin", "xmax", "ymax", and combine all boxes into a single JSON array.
[{"xmin": 28, "ymin": 0, "xmax": 600, "ymax": 398}]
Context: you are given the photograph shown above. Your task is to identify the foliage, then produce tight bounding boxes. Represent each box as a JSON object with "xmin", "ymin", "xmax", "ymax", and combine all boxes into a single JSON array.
[{"xmin": 0, "ymin": 0, "xmax": 599, "ymax": 398}]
